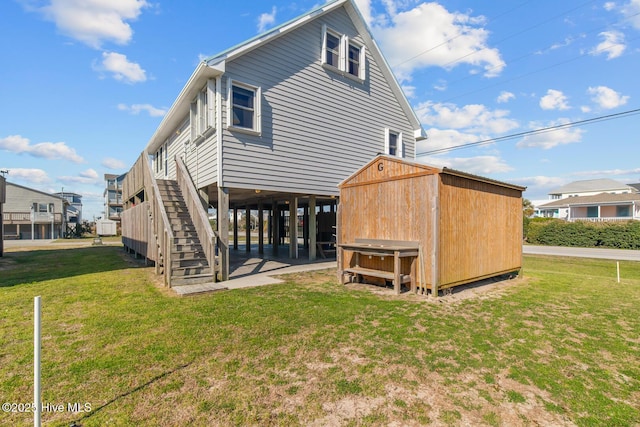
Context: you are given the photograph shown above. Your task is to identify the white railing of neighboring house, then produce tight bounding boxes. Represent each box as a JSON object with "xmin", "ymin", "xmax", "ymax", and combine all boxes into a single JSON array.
[{"xmin": 571, "ymin": 217, "xmax": 635, "ymax": 222}]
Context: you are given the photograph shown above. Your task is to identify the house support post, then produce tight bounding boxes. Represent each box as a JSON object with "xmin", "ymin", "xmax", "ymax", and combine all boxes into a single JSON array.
[
  {"xmin": 218, "ymin": 187, "xmax": 230, "ymax": 281},
  {"xmin": 245, "ymin": 206, "xmax": 251, "ymax": 252},
  {"xmin": 272, "ymin": 200, "xmax": 279, "ymax": 256},
  {"xmin": 258, "ymin": 203, "xmax": 264, "ymax": 254},
  {"xmin": 290, "ymin": 196, "xmax": 298, "ymax": 259},
  {"xmin": 309, "ymin": 195, "xmax": 316, "ymax": 261},
  {"xmin": 233, "ymin": 206, "xmax": 238, "ymax": 250}
]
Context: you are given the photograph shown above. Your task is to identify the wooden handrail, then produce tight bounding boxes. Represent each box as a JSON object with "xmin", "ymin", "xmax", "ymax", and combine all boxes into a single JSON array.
[
  {"xmin": 143, "ymin": 155, "xmax": 174, "ymax": 287},
  {"xmin": 175, "ymin": 156, "xmax": 217, "ymax": 279}
]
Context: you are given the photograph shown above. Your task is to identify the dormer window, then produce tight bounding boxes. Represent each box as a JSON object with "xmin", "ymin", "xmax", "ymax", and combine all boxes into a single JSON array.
[{"xmin": 322, "ymin": 25, "xmax": 366, "ymax": 82}]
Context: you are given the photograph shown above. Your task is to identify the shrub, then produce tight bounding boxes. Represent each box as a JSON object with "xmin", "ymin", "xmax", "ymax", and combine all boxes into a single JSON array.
[{"xmin": 525, "ymin": 220, "xmax": 640, "ymax": 249}]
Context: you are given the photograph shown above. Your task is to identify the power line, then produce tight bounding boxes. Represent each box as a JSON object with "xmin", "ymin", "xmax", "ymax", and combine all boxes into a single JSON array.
[{"xmin": 416, "ymin": 108, "xmax": 640, "ymax": 157}]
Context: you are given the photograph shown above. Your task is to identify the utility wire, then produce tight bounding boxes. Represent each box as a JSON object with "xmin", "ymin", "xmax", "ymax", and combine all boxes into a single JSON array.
[{"xmin": 416, "ymin": 108, "xmax": 640, "ymax": 157}]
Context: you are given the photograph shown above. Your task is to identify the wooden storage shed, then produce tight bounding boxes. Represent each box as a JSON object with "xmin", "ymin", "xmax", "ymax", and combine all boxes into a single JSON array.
[{"xmin": 337, "ymin": 155, "xmax": 525, "ymax": 295}]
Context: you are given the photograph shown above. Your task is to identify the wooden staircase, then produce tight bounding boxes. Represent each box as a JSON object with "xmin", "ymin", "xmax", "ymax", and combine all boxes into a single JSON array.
[{"xmin": 157, "ymin": 179, "xmax": 214, "ymax": 286}]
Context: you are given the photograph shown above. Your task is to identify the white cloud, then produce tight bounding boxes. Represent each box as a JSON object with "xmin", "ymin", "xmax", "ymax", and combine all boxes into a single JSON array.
[
  {"xmin": 497, "ymin": 91, "xmax": 515, "ymax": 103},
  {"xmin": 416, "ymin": 101, "xmax": 519, "ymax": 134},
  {"xmin": 59, "ymin": 169, "xmax": 101, "ymax": 185},
  {"xmin": 572, "ymin": 167, "xmax": 640, "ymax": 176},
  {"xmin": 539, "ymin": 89, "xmax": 570, "ymax": 111},
  {"xmin": 117, "ymin": 103, "xmax": 166, "ymax": 117},
  {"xmin": 590, "ymin": 31, "xmax": 626, "ymax": 59},
  {"xmin": 420, "ymin": 155, "xmax": 513, "ymax": 174},
  {"xmin": 516, "ymin": 119, "xmax": 584, "ymax": 149},
  {"xmin": 257, "ymin": 6, "xmax": 277, "ymax": 33},
  {"xmin": 371, "ymin": 2, "xmax": 505, "ymax": 82},
  {"xmin": 97, "ymin": 52, "xmax": 146, "ymax": 83},
  {"xmin": 33, "ymin": 0, "xmax": 149, "ymax": 49},
  {"xmin": 622, "ymin": 0, "xmax": 640, "ymax": 29},
  {"xmin": 0, "ymin": 134, "xmax": 84, "ymax": 163},
  {"xmin": 416, "ymin": 128, "xmax": 480, "ymax": 154},
  {"xmin": 604, "ymin": 2, "xmax": 616, "ymax": 11},
  {"xmin": 102, "ymin": 157, "xmax": 127, "ymax": 169},
  {"xmin": 4, "ymin": 168, "xmax": 50, "ymax": 184},
  {"xmin": 587, "ymin": 86, "xmax": 629, "ymax": 109}
]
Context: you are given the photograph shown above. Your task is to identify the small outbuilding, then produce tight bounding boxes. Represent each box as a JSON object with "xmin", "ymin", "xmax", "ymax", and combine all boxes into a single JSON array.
[
  {"xmin": 96, "ymin": 219, "xmax": 117, "ymax": 236},
  {"xmin": 337, "ymin": 155, "xmax": 525, "ymax": 295}
]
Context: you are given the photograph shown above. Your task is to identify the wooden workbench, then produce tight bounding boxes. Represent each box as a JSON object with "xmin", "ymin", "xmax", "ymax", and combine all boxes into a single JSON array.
[{"xmin": 338, "ymin": 239, "xmax": 419, "ymax": 294}]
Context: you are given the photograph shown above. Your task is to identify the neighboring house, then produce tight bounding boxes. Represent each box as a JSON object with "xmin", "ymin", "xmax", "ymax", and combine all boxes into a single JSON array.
[
  {"xmin": 0, "ymin": 175, "xmax": 5, "ymax": 256},
  {"xmin": 54, "ymin": 191, "xmax": 83, "ymax": 228},
  {"xmin": 538, "ymin": 192, "xmax": 640, "ymax": 222},
  {"xmin": 628, "ymin": 183, "xmax": 640, "ymax": 193},
  {"xmin": 536, "ymin": 178, "xmax": 638, "ymax": 219},
  {"xmin": 2, "ymin": 182, "xmax": 67, "ymax": 239},
  {"xmin": 548, "ymin": 178, "xmax": 636, "ymax": 199},
  {"xmin": 104, "ymin": 173, "xmax": 125, "ymax": 227},
  {"xmin": 122, "ymin": 0, "xmax": 426, "ymax": 286}
]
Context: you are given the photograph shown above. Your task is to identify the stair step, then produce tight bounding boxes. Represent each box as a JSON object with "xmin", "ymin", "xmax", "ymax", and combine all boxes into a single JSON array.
[
  {"xmin": 174, "ymin": 237, "xmax": 202, "ymax": 245},
  {"xmin": 172, "ymin": 259, "xmax": 209, "ymax": 269},
  {"xmin": 173, "ymin": 243, "xmax": 204, "ymax": 252},
  {"xmin": 172, "ymin": 266, "xmax": 212, "ymax": 277},
  {"xmin": 171, "ymin": 273, "xmax": 216, "ymax": 286}
]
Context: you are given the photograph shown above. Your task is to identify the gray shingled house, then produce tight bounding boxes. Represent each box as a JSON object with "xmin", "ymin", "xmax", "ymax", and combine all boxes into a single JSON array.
[{"xmin": 121, "ymin": 0, "xmax": 426, "ymax": 286}]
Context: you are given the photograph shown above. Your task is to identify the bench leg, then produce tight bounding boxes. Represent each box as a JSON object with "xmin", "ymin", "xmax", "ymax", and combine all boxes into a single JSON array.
[
  {"xmin": 394, "ymin": 251, "xmax": 401, "ymax": 295},
  {"xmin": 410, "ymin": 257, "xmax": 417, "ymax": 293}
]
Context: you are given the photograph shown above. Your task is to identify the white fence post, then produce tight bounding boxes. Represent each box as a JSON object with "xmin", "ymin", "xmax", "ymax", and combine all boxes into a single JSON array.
[{"xmin": 34, "ymin": 296, "xmax": 41, "ymax": 427}]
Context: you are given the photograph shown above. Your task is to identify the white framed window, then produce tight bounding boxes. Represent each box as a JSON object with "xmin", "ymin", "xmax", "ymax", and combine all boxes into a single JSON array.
[
  {"xmin": 347, "ymin": 41, "xmax": 365, "ymax": 78},
  {"xmin": 385, "ymin": 128, "xmax": 403, "ymax": 158},
  {"xmin": 321, "ymin": 25, "xmax": 366, "ymax": 81},
  {"xmin": 190, "ymin": 79, "xmax": 215, "ymax": 143},
  {"xmin": 228, "ymin": 79, "xmax": 261, "ymax": 134}
]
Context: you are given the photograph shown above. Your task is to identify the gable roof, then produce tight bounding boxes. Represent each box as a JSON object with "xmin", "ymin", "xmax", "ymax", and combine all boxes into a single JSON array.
[
  {"xmin": 549, "ymin": 178, "xmax": 635, "ymax": 195},
  {"xmin": 340, "ymin": 155, "xmax": 526, "ymax": 192},
  {"xmin": 539, "ymin": 192, "xmax": 640, "ymax": 209},
  {"xmin": 145, "ymin": 0, "xmax": 425, "ymax": 154},
  {"xmin": 6, "ymin": 182, "xmax": 67, "ymax": 203}
]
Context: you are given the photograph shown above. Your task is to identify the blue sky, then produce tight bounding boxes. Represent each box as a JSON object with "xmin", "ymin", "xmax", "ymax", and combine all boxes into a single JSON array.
[{"xmin": 1, "ymin": 0, "xmax": 639, "ymax": 219}]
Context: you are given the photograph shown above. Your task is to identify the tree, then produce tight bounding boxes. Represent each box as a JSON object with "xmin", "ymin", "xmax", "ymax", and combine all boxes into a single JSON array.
[{"xmin": 523, "ymin": 198, "xmax": 535, "ymax": 218}]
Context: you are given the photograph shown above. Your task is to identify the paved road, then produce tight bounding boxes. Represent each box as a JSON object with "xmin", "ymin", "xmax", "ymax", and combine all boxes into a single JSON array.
[{"xmin": 523, "ymin": 245, "xmax": 640, "ymax": 261}]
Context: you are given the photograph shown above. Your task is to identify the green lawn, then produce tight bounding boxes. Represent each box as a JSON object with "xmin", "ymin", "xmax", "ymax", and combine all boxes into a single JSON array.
[{"xmin": 1, "ymin": 246, "xmax": 639, "ymax": 426}]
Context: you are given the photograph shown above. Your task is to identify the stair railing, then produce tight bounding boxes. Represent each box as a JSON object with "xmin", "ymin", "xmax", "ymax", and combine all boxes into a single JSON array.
[
  {"xmin": 143, "ymin": 155, "xmax": 175, "ymax": 287},
  {"xmin": 175, "ymin": 156, "xmax": 217, "ymax": 281}
]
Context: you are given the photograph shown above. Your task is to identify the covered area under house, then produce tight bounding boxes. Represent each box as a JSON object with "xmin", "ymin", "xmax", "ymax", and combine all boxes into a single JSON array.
[{"xmin": 121, "ymin": 154, "xmax": 337, "ymax": 288}]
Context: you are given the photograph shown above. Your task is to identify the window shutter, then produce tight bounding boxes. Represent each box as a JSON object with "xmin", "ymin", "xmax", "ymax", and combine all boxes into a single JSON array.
[
  {"xmin": 384, "ymin": 128, "xmax": 390, "ymax": 154},
  {"xmin": 340, "ymin": 35, "xmax": 347, "ymax": 71},
  {"xmin": 321, "ymin": 24, "xmax": 328, "ymax": 65},
  {"xmin": 359, "ymin": 45, "xmax": 366, "ymax": 80},
  {"xmin": 190, "ymin": 101, "xmax": 197, "ymax": 141},
  {"xmin": 207, "ymin": 79, "xmax": 216, "ymax": 129}
]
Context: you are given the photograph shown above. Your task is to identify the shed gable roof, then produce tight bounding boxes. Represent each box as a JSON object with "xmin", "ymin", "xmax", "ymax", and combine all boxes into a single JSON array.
[
  {"xmin": 340, "ymin": 156, "xmax": 526, "ymax": 192},
  {"xmin": 339, "ymin": 155, "xmax": 439, "ymax": 188}
]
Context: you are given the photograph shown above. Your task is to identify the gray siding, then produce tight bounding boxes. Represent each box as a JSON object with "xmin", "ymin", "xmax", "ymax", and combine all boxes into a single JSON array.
[
  {"xmin": 4, "ymin": 183, "xmax": 65, "ymax": 214},
  {"xmin": 219, "ymin": 7, "xmax": 415, "ymax": 195}
]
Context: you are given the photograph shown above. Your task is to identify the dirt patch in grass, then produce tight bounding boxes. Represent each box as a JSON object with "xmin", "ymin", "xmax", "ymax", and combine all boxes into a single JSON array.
[{"xmin": 0, "ymin": 256, "xmax": 17, "ymax": 271}]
